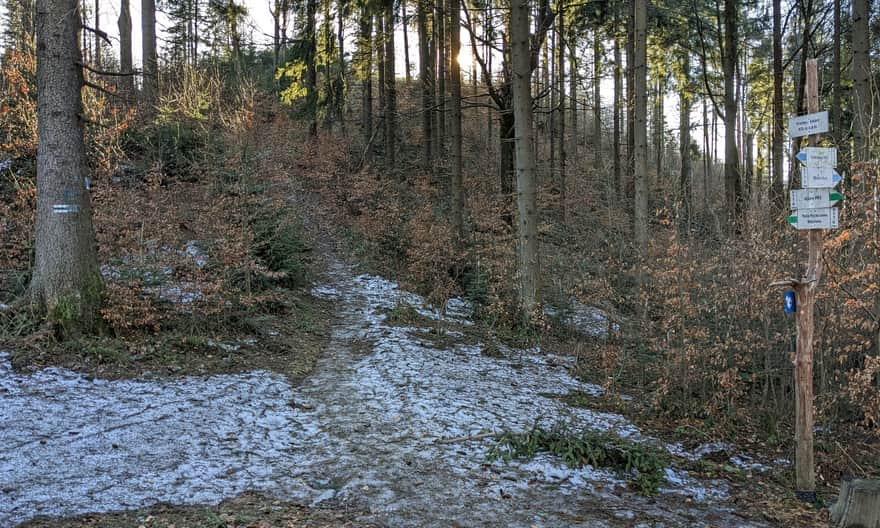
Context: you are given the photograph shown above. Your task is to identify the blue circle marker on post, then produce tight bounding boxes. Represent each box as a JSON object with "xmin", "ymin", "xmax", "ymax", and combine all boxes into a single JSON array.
[{"xmin": 784, "ymin": 291, "xmax": 796, "ymax": 313}]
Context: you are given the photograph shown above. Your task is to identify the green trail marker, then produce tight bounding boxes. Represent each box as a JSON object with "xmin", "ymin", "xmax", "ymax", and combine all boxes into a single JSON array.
[
  {"xmin": 790, "ymin": 188, "xmax": 844, "ymax": 210},
  {"xmin": 787, "ymin": 207, "xmax": 839, "ymax": 230}
]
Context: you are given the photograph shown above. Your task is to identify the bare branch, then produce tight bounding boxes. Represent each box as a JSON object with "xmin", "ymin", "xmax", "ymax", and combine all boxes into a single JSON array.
[{"xmin": 76, "ymin": 61, "xmax": 140, "ymax": 77}]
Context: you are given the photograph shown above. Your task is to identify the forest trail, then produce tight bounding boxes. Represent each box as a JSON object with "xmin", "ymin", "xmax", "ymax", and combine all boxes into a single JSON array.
[{"xmin": 1, "ymin": 260, "xmax": 768, "ymax": 528}]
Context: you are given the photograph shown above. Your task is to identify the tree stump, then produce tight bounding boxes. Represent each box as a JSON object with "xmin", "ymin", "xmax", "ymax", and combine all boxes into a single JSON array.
[{"xmin": 831, "ymin": 477, "xmax": 880, "ymax": 528}]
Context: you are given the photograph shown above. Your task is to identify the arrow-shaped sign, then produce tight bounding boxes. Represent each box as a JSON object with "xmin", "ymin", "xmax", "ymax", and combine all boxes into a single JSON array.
[
  {"xmin": 788, "ymin": 207, "xmax": 839, "ymax": 230},
  {"xmin": 803, "ymin": 166, "xmax": 842, "ymax": 188},
  {"xmin": 790, "ymin": 188, "xmax": 843, "ymax": 210},
  {"xmin": 796, "ymin": 147, "xmax": 838, "ymax": 167}
]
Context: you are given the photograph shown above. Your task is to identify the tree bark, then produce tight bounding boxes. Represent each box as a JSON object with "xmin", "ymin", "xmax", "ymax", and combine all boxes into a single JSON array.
[
  {"xmin": 633, "ymin": 0, "xmax": 648, "ymax": 253},
  {"xmin": 593, "ymin": 29, "xmax": 601, "ymax": 186},
  {"xmin": 32, "ymin": 0, "xmax": 102, "ymax": 334},
  {"xmin": 831, "ymin": 477, "xmax": 880, "ymax": 528},
  {"xmin": 832, "ymin": 0, "xmax": 844, "ymax": 183},
  {"xmin": 557, "ymin": 0, "xmax": 565, "ymax": 222},
  {"xmin": 613, "ymin": 32, "xmax": 621, "ymax": 196},
  {"xmin": 118, "ymin": 0, "xmax": 133, "ymax": 98},
  {"xmin": 723, "ymin": 0, "xmax": 741, "ymax": 225},
  {"xmin": 680, "ymin": 51, "xmax": 691, "ymax": 230},
  {"xmin": 93, "ymin": 0, "xmax": 101, "ymax": 68},
  {"xmin": 418, "ymin": 0, "xmax": 434, "ymax": 170},
  {"xmin": 305, "ymin": 0, "xmax": 318, "ymax": 136},
  {"xmin": 141, "ymin": 0, "xmax": 158, "ymax": 111},
  {"xmin": 449, "ymin": 0, "xmax": 463, "ymax": 238},
  {"xmin": 402, "ymin": 1, "xmax": 412, "ymax": 84},
  {"xmin": 771, "ymin": 0, "xmax": 784, "ymax": 215},
  {"xmin": 358, "ymin": 8, "xmax": 374, "ymax": 162},
  {"xmin": 383, "ymin": 0, "xmax": 397, "ymax": 171},
  {"xmin": 852, "ymin": 0, "xmax": 871, "ymax": 163},
  {"xmin": 510, "ymin": 0, "xmax": 540, "ymax": 315},
  {"xmin": 436, "ymin": 0, "xmax": 447, "ymax": 158}
]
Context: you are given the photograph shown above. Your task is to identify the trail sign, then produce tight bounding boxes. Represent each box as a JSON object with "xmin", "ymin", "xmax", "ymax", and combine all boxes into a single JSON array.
[
  {"xmin": 787, "ymin": 207, "xmax": 839, "ymax": 230},
  {"xmin": 790, "ymin": 188, "xmax": 843, "ymax": 210},
  {"xmin": 789, "ymin": 111, "xmax": 829, "ymax": 138},
  {"xmin": 796, "ymin": 147, "xmax": 838, "ymax": 167},
  {"xmin": 803, "ymin": 166, "xmax": 842, "ymax": 188}
]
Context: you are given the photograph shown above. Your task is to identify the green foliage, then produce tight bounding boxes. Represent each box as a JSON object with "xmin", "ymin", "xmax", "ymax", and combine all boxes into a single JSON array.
[
  {"xmin": 124, "ymin": 119, "xmax": 209, "ymax": 182},
  {"xmin": 65, "ymin": 337, "xmax": 129, "ymax": 364},
  {"xmin": 249, "ymin": 208, "xmax": 311, "ymax": 289},
  {"xmin": 385, "ymin": 300, "xmax": 423, "ymax": 326},
  {"xmin": 489, "ymin": 423, "xmax": 668, "ymax": 494},
  {"xmin": 0, "ymin": 305, "xmax": 38, "ymax": 339}
]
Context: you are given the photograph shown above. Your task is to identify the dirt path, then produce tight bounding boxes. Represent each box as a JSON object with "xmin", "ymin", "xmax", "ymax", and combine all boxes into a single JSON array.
[{"xmin": 1, "ymin": 262, "xmax": 767, "ymax": 528}]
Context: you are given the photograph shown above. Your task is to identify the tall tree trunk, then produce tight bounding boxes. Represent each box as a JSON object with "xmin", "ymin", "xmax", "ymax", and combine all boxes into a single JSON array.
[
  {"xmin": 626, "ymin": 1, "xmax": 635, "ymax": 203},
  {"xmin": 118, "ymin": 0, "xmax": 133, "ymax": 98},
  {"xmin": 633, "ymin": 0, "xmax": 648, "ymax": 252},
  {"xmin": 680, "ymin": 51, "xmax": 691, "ymax": 229},
  {"xmin": 654, "ymin": 76, "xmax": 664, "ymax": 185},
  {"xmin": 832, "ymin": 0, "xmax": 844, "ymax": 183},
  {"xmin": 703, "ymin": 98, "xmax": 710, "ymax": 214},
  {"xmin": 723, "ymin": 0, "xmax": 741, "ymax": 224},
  {"xmin": 305, "ymin": 0, "xmax": 318, "ymax": 136},
  {"xmin": 510, "ymin": 0, "xmax": 540, "ymax": 315},
  {"xmin": 569, "ymin": 48, "xmax": 578, "ymax": 170},
  {"xmin": 613, "ymin": 32, "xmax": 621, "ymax": 196},
  {"xmin": 436, "ymin": 0, "xmax": 447, "ymax": 158},
  {"xmin": 771, "ymin": 0, "xmax": 784, "ymax": 215},
  {"xmin": 93, "ymin": 0, "xmax": 100, "ymax": 68},
  {"xmin": 337, "ymin": 0, "xmax": 345, "ymax": 127},
  {"xmin": 557, "ymin": 0, "xmax": 566, "ymax": 221},
  {"xmin": 141, "ymin": 0, "xmax": 158, "ymax": 111},
  {"xmin": 402, "ymin": 1, "xmax": 412, "ymax": 84},
  {"xmin": 852, "ymin": 0, "xmax": 871, "ymax": 163},
  {"xmin": 32, "ymin": 0, "xmax": 102, "ymax": 333},
  {"xmin": 384, "ymin": 0, "xmax": 397, "ymax": 171},
  {"xmin": 418, "ymin": 0, "xmax": 434, "ymax": 170},
  {"xmin": 377, "ymin": 14, "xmax": 386, "ymax": 149},
  {"xmin": 192, "ymin": 0, "xmax": 200, "ymax": 66},
  {"xmin": 500, "ymin": 108, "xmax": 515, "ymax": 197},
  {"xmin": 359, "ymin": 8, "xmax": 374, "ymax": 162},
  {"xmin": 272, "ymin": 0, "xmax": 282, "ymax": 68},
  {"xmin": 449, "ymin": 0, "xmax": 463, "ymax": 238},
  {"xmin": 549, "ymin": 22, "xmax": 557, "ymax": 176},
  {"xmin": 594, "ymin": 28, "xmax": 602, "ymax": 201}
]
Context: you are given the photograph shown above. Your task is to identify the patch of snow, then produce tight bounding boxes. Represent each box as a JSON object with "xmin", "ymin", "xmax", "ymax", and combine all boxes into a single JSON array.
[
  {"xmin": 0, "ymin": 303, "xmax": 9, "ymax": 312},
  {"xmin": 1, "ymin": 262, "xmax": 767, "ymax": 527},
  {"xmin": 149, "ymin": 282, "xmax": 204, "ymax": 304},
  {"xmin": 545, "ymin": 300, "xmax": 619, "ymax": 338},
  {"xmin": 0, "ymin": 352, "xmax": 312, "ymax": 526},
  {"xmin": 661, "ymin": 468, "xmax": 729, "ymax": 501},
  {"xmin": 729, "ymin": 455, "xmax": 771, "ymax": 473},
  {"xmin": 184, "ymin": 241, "xmax": 209, "ymax": 268}
]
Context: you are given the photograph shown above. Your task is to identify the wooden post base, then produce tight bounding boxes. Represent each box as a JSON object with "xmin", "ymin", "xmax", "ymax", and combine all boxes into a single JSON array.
[{"xmin": 830, "ymin": 477, "xmax": 880, "ymax": 527}]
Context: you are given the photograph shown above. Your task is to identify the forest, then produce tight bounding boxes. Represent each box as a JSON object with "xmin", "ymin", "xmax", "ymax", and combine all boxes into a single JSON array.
[{"xmin": 0, "ymin": 0, "xmax": 879, "ymax": 526}]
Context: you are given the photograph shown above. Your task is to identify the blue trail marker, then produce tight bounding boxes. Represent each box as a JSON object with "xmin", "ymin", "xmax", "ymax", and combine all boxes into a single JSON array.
[{"xmin": 784, "ymin": 291, "xmax": 797, "ymax": 313}]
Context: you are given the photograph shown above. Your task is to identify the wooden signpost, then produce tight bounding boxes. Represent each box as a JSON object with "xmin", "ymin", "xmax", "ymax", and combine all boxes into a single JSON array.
[{"xmin": 772, "ymin": 59, "xmax": 840, "ymax": 503}]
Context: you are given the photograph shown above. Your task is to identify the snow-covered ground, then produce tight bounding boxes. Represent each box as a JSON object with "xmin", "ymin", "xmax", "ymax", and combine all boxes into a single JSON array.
[{"xmin": 0, "ymin": 263, "xmax": 767, "ymax": 527}]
